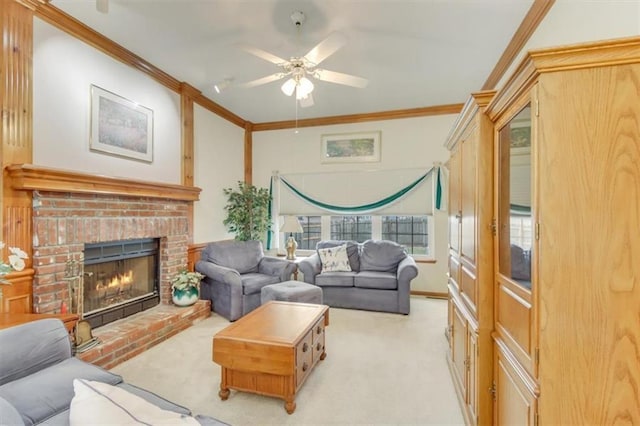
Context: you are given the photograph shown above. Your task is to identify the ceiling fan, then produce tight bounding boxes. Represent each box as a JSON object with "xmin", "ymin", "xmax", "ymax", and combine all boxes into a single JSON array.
[{"xmin": 238, "ymin": 11, "xmax": 369, "ymax": 108}]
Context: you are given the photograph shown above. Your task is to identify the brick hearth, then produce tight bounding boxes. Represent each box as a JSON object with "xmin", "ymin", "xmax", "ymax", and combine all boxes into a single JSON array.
[{"xmin": 77, "ymin": 300, "xmax": 210, "ymax": 369}]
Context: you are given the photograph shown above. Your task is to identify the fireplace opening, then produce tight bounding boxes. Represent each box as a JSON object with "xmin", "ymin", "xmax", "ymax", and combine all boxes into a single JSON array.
[{"xmin": 83, "ymin": 238, "xmax": 160, "ymax": 329}]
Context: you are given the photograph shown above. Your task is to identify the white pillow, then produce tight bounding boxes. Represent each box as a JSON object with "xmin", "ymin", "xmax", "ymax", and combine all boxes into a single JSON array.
[
  {"xmin": 318, "ymin": 244, "xmax": 352, "ymax": 273},
  {"xmin": 70, "ymin": 379, "xmax": 200, "ymax": 425}
]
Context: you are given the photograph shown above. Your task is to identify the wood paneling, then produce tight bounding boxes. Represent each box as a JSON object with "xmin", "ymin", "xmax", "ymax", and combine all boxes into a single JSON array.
[
  {"xmin": 244, "ymin": 122, "xmax": 253, "ymax": 184},
  {"xmin": 7, "ymin": 164, "xmax": 202, "ymax": 201},
  {"xmin": 1, "ymin": 0, "xmax": 34, "ymax": 309},
  {"xmin": 187, "ymin": 242, "xmax": 207, "ymax": 272}
]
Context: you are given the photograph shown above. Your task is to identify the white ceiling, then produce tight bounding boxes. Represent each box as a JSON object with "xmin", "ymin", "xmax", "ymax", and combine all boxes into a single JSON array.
[{"xmin": 51, "ymin": 0, "xmax": 535, "ymax": 124}]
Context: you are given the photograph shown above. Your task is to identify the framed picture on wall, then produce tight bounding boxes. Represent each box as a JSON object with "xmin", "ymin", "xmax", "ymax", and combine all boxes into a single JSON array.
[
  {"xmin": 321, "ymin": 131, "xmax": 381, "ymax": 163},
  {"xmin": 90, "ymin": 85, "xmax": 154, "ymax": 163}
]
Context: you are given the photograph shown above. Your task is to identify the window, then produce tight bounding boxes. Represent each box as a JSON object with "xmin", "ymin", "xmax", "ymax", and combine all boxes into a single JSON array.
[
  {"xmin": 382, "ymin": 215, "xmax": 429, "ymax": 255},
  {"xmin": 330, "ymin": 215, "xmax": 372, "ymax": 243},
  {"xmin": 280, "ymin": 214, "xmax": 433, "ymax": 258},
  {"xmin": 293, "ymin": 216, "xmax": 322, "ymax": 250}
]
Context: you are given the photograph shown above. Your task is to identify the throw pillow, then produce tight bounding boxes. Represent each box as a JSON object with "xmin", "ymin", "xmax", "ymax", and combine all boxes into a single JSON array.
[
  {"xmin": 318, "ymin": 244, "xmax": 352, "ymax": 273},
  {"xmin": 70, "ymin": 379, "xmax": 200, "ymax": 425}
]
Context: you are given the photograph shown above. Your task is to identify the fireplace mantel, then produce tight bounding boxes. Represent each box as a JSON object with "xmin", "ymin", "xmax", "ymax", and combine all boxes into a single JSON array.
[{"xmin": 7, "ymin": 164, "xmax": 201, "ymax": 201}]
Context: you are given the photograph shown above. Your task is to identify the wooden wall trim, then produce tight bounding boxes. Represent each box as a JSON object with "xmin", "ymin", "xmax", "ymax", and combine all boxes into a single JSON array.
[
  {"xmin": 252, "ymin": 104, "xmax": 464, "ymax": 132},
  {"xmin": 7, "ymin": 164, "xmax": 202, "ymax": 201},
  {"xmin": 194, "ymin": 93, "xmax": 246, "ymax": 128},
  {"xmin": 411, "ymin": 290, "xmax": 448, "ymax": 299},
  {"xmin": 244, "ymin": 122, "xmax": 253, "ymax": 184},
  {"xmin": 482, "ymin": 0, "xmax": 555, "ymax": 90}
]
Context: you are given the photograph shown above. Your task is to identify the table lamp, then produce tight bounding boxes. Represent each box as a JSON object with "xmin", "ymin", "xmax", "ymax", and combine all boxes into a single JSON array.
[{"xmin": 280, "ymin": 216, "xmax": 303, "ymax": 260}]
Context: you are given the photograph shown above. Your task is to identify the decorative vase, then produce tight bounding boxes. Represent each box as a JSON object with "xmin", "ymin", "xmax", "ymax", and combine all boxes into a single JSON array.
[{"xmin": 172, "ymin": 286, "xmax": 199, "ymax": 307}]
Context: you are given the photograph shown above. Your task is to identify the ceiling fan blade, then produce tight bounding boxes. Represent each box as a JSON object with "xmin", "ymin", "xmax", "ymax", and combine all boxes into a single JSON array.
[
  {"xmin": 96, "ymin": 0, "xmax": 108, "ymax": 13},
  {"xmin": 237, "ymin": 73, "xmax": 285, "ymax": 89},
  {"xmin": 303, "ymin": 32, "xmax": 347, "ymax": 66},
  {"xmin": 238, "ymin": 44, "xmax": 288, "ymax": 65},
  {"xmin": 299, "ymin": 93, "xmax": 314, "ymax": 108},
  {"xmin": 313, "ymin": 69, "xmax": 369, "ymax": 88}
]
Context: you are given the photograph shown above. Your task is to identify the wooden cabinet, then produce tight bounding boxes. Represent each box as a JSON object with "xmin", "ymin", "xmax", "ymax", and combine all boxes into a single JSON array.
[
  {"xmin": 446, "ymin": 91, "xmax": 495, "ymax": 425},
  {"xmin": 0, "ymin": 271, "xmax": 33, "ymax": 314},
  {"xmin": 486, "ymin": 36, "xmax": 640, "ymax": 424}
]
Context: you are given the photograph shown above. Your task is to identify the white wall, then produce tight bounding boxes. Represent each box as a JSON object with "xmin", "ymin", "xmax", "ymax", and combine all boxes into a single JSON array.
[
  {"xmin": 193, "ymin": 105, "xmax": 244, "ymax": 243},
  {"xmin": 33, "ymin": 19, "xmax": 181, "ymax": 184},
  {"xmin": 498, "ymin": 0, "xmax": 640, "ymax": 89},
  {"xmin": 252, "ymin": 115, "xmax": 458, "ymax": 294}
]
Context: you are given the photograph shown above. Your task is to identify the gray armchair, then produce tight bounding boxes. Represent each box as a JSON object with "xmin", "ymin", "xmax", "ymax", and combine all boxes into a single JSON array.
[{"xmin": 195, "ymin": 240, "xmax": 296, "ymax": 321}]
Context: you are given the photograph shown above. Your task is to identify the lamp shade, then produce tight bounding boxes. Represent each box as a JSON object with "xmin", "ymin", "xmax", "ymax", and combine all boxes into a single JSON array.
[
  {"xmin": 281, "ymin": 79, "xmax": 297, "ymax": 97},
  {"xmin": 296, "ymin": 77, "xmax": 314, "ymax": 99},
  {"xmin": 280, "ymin": 216, "xmax": 303, "ymax": 233}
]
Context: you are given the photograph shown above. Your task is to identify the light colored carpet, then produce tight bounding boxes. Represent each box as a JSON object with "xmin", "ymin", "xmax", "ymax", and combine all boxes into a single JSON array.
[{"xmin": 112, "ymin": 297, "xmax": 465, "ymax": 425}]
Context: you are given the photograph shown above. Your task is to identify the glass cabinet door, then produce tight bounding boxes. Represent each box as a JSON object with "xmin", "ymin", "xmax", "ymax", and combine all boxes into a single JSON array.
[{"xmin": 497, "ymin": 105, "xmax": 532, "ymax": 290}]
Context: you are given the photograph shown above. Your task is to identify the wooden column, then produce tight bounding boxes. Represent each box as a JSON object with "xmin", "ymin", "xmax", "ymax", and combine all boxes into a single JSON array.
[
  {"xmin": 244, "ymin": 122, "xmax": 253, "ymax": 184},
  {"xmin": 180, "ymin": 82, "xmax": 200, "ymax": 244},
  {"xmin": 1, "ymin": 0, "xmax": 35, "ymax": 313}
]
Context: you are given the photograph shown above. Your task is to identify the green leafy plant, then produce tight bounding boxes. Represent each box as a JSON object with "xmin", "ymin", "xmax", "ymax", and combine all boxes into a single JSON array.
[
  {"xmin": 171, "ymin": 269, "xmax": 204, "ymax": 291},
  {"xmin": 223, "ymin": 181, "xmax": 271, "ymax": 241}
]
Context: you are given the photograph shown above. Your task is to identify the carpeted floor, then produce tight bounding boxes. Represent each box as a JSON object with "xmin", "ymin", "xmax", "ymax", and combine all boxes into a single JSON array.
[{"xmin": 112, "ymin": 296, "xmax": 464, "ymax": 425}]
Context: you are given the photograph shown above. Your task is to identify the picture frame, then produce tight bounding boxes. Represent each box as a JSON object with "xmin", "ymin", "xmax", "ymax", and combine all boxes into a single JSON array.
[
  {"xmin": 321, "ymin": 131, "xmax": 381, "ymax": 163},
  {"xmin": 90, "ymin": 85, "xmax": 153, "ymax": 163}
]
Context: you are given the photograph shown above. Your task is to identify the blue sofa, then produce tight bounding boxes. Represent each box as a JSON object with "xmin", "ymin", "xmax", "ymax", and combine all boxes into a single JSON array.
[
  {"xmin": 0, "ymin": 319, "xmax": 227, "ymax": 425},
  {"xmin": 298, "ymin": 239, "xmax": 418, "ymax": 314}
]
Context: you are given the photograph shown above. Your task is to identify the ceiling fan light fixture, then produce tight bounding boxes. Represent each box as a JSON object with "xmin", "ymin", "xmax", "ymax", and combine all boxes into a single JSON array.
[
  {"xmin": 281, "ymin": 78, "xmax": 297, "ymax": 96},
  {"xmin": 296, "ymin": 77, "xmax": 314, "ymax": 99}
]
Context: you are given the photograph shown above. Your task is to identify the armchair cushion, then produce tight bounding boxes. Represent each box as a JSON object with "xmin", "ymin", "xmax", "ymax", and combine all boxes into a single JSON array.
[
  {"xmin": 204, "ymin": 240, "xmax": 263, "ymax": 274},
  {"xmin": 241, "ymin": 273, "xmax": 281, "ymax": 295},
  {"xmin": 359, "ymin": 240, "xmax": 407, "ymax": 273}
]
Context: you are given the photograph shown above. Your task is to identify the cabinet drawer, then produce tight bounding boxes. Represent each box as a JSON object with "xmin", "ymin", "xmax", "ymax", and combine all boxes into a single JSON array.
[{"xmin": 296, "ymin": 330, "xmax": 313, "ymax": 387}]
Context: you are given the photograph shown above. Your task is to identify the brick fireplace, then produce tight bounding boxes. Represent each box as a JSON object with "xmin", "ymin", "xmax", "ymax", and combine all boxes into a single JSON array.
[{"xmin": 8, "ymin": 164, "xmax": 211, "ymax": 368}]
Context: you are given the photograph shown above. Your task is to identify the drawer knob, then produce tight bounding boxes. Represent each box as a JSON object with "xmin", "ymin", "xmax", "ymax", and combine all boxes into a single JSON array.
[
  {"xmin": 302, "ymin": 362, "xmax": 308, "ymax": 372},
  {"xmin": 316, "ymin": 326, "xmax": 322, "ymax": 335},
  {"xmin": 302, "ymin": 342, "xmax": 308, "ymax": 352},
  {"xmin": 316, "ymin": 342, "xmax": 322, "ymax": 351}
]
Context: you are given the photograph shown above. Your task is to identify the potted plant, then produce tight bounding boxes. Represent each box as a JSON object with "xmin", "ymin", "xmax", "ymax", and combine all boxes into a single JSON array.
[
  {"xmin": 223, "ymin": 181, "xmax": 271, "ymax": 241},
  {"xmin": 170, "ymin": 269, "xmax": 204, "ymax": 307}
]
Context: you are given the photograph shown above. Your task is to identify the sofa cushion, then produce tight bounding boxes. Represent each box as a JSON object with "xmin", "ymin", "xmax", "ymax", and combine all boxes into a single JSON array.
[
  {"xmin": 318, "ymin": 244, "xmax": 352, "ymax": 273},
  {"xmin": 241, "ymin": 273, "xmax": 280, "ymax": 295},
  {"xmin": 354, "ymin": 271, "xmax": 398, "ymax": 290},
  {"xmin": 315, "ymin": 271, "xmax": 357, "ymax": 288},
  {"xmin": 69, "ymin": 379, "xmax": 200, "ymax": 426},
  {"xmin": 0, "ymin": 357, "xmax": 122, "ymax": 426},
  {"xmin": 205, "ymin": 240, "xmax": 263, "ymax": 274},
  {"xmin": 359, "ymin": 240, "xmax": 407, "ymax": 273},
  {"xmin": 317, "ymin": 240, "xmax": 360, "ymax": 272}
]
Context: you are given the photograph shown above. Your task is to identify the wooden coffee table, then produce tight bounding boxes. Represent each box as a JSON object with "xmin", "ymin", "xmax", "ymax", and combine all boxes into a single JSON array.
[{"xmin": 212, "ymin": 301, "xmax": 329, "ymax": 414}]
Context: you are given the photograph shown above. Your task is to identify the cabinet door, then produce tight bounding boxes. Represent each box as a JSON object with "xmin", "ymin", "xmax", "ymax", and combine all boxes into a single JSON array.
[
  {"xmin": 494, "ymin": 103, "xmax": 537, "ymax": 376},
  {"xmin": 467, "ymin": 330, "xmax": 478, "ymax": 424},
  {"xmin": 0, "ymin": 279, "xmax": 32, "ymax": 313},
  {"xmin": 449, "ymin": 148, "xmax": 461, "ymax": 255},
  {"xmin": 494, "ymin": 341, "xmax": 537, "ymax": 426},
  {"xmin": 451, "ymin": 301, "xmax": 468, "ymax": 395}
]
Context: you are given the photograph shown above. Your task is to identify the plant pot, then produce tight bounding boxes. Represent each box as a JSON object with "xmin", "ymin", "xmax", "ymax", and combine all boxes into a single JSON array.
[{"xmin": 172, "ymin": 286, "xmax": 199, "ymax": 307}]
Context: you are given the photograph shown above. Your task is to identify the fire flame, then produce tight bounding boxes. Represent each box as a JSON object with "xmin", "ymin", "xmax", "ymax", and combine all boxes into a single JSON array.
[{"xmin": 96, "ymin": 270, "xmax": 134, "ymax": 290}]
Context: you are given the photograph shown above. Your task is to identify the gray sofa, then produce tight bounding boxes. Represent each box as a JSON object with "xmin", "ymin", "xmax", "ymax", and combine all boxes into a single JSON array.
[
  {"xmin": 0, "ymin": 318, "xmax": 227, "ymax": 426},
  {"xmin": 298, "ymin": 239, "xmax": 418, "ymax": 314},
  {"xmin": 195, "ymin": 240, "xmax": 296, "ymax": 321}
]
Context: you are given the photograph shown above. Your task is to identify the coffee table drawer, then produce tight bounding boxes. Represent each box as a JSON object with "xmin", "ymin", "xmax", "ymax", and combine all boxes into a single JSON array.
[{"xmin": 296, "ymin": 330, "xmax": 313, "ymax": 387}]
